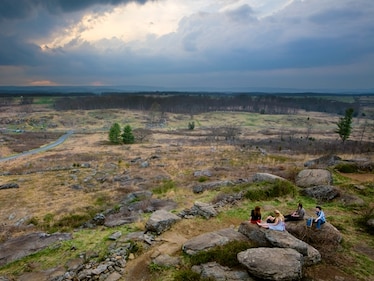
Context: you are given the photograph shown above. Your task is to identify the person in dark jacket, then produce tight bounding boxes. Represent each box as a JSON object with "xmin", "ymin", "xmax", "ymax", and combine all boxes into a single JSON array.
[{"xmin": 249, "ymin": 206, "xmax": 262, "ymax": 224}]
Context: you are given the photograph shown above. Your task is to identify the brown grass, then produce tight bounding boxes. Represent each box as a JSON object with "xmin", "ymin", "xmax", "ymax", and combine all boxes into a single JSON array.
[{"xmin": 0, "ymin": 103, "xmax": 373, "ymax": 280}]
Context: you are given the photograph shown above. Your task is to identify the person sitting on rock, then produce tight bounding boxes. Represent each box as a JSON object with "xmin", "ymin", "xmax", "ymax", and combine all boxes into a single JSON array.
[
  {"xmin": 314, "ymin": 206, "xmax": 326, "ymax": 230},
  {"xmin": 257, "ymin": 210, "xmax": 285, "ymax": 231},
  {"xmin": 249, "ymin": 206, "xmax": 262, "ymax": 224},
  {"xmin": 284, "ymin": 203, "xmax": 305, "ymax": 222}
]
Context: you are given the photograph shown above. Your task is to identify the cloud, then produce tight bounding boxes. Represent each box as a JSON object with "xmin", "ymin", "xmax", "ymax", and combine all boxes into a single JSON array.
[
  {"xmin": 0, "ymin": 0, "xmax": 373, "ymax": 89},
  {"xmin": 0, "ymin": 0, "xmax": 152, "ymax": 20}
]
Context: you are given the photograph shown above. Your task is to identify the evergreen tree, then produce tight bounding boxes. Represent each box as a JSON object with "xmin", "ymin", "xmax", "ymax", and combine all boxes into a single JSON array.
[
  {"xmin": 122, "ymin": 125, "xmax": 135, "ymax": 144},
  {"xmin": 335, "ymin": 108, "xmax": 354, "ymax": 143},
  {"xmin": 108, "ymin": 122, "xmax": 121, "ymax": 144}
]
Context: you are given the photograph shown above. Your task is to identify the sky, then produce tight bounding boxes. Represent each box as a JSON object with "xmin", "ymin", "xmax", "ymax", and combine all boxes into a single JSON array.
[{"xmin": 0, "ymin": 0, "xmax": 373, "ymax": 91}]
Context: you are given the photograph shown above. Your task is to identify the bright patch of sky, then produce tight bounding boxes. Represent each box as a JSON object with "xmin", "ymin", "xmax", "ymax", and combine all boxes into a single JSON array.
[{"xmin": 41, "ymin": 0, "xmax": 296, "ymax": 49}]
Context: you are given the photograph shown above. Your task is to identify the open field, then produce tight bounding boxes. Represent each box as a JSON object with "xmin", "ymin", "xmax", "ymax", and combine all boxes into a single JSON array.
[{"xmin": 0, "ymin": 96, "xmax": 374, "ymax": 281}]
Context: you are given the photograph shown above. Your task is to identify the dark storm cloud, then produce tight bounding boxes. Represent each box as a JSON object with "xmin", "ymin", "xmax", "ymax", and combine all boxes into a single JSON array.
[
  {"xmin": 0, "ymin": 35, "xmax": 42, "ymax": 65},
  {"xmin": 0, "ymin": 0, "xmax": 151, "ymax": 20}
]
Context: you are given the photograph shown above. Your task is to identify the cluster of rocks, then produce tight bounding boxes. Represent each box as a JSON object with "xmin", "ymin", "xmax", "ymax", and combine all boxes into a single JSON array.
[{"xmin": 0, "ymin": 154, "xmax": 372, "ymax": 280}]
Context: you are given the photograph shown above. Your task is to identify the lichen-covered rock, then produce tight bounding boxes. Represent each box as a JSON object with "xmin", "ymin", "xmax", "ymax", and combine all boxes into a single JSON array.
[
  {"xmin": 182, "ymin": 228, "xmax": 249, "ymax": 255},
  {"xmin": 238, "ymin": 247, "xmax": 303, "ymax": 281},
  {"xmin": 145, "ymin": 210, "xmax": 181, "ymax": 235},
  {"xmin": 296, "ymin": 169, "xmax": 333, "ymax": 187}
]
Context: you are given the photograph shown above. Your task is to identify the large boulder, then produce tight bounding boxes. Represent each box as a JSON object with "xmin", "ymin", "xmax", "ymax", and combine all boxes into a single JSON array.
[
  {"xmin": 304, "ymin": 155, "xmax": 342, "ymax": 168},
  {"xmin": 145, "ymin": 210, "xmax": 181, "ymax": 235},
  {"xmin": 300, "ymin": 185, "xmax": 340, "ymax": 202},
  {"xmin": 295, "ymin": 169, "xmax": 333, "ymax": 188},
  {"xmin": 237, "ymin": 222, "xmax": 270, "ymax": 247},
  {"xmin": 182, "ymin": 228, "xmax": 249, "ymax": 255},
  {"xmin": 0, "ymin": 232, "xmax": 72, "ymax": 267},
  {"xmin": 238, "ymin": 222, "xmax": 321, "ymax": 265},
  {"xmin": 178, "ymin": 201, "xmax": 218, "ymax": 219},
  {"xmin": 285, "ymin": 220, "xmax": 342, "ymax": 250},
  {"xmin": 238, "ymin": 247, "xmax": 303, "ymax": 281},
  {"xmin": 192, "ymin": 261, "xmax": 255, "ymax": 281}
]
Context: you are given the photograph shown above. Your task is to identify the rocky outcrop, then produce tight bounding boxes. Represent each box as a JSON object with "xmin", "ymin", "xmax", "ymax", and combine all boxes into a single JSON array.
[
  {"xmin": 192, "ymin": 261, "xmax": 255, "ymax": 281},
  {"xmin": 0, "ymin": 232, "xmax": 72, "ymax": 267},
  {"xmin": 285, "ymin": 219, "xmax": 343, "ymax": 249},
  {"xmin": 182, "ymin": 228, "xmax": 249, "ymax": 255},
  {"xmin": 295, "ymin": 169, "xmax": 333, "ymax": 187},
  {"xmin": 304, "ymin": 155, "xmax": 342, "ymax": 168},
  {"xmin": 145, "ymin": 210, "xmax": 181, "ymax": 235},
  {"xmin": 179, "ymin": 201, "xmax": 218, "ymax": 219},
  {"xmin": 300, "ymin": 185, "xmax": 340, "ymax": 202},
  {"xmin": 238, "ymin": 247, "xmax": 303, "ymax": 281},
  {"xmin": 238, "ymin": 222, "xmax": 321, "ymax": 266}
]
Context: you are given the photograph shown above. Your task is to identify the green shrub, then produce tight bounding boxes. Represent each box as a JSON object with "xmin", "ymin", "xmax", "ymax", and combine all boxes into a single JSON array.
[
  {"xmin": 335, "ymin": 163, "xmax": 359, "ymax": 173},
  {"xmin": 244, "ymin": 180, "xmax": 297, "ymax": 201},
  {"xmin": 152, "ymin": 180, "xmax": 176, "ymax": 194},
  {"xmin": 198, "ymin": 176, "xmax": 208, "ymax": 183},
  {"xmin": 51, "ymin": 213, "xmax": 92, "ymax": 232},
  {"xmin": 174, "ymin": 269, "xmax": 214, "ymax": 281},
  {"xmin": 355, "ymin": 207, "xmax": 374, "ymax": 234}
]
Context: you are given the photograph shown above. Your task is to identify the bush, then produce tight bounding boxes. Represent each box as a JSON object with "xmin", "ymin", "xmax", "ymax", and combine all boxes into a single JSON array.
[
  {"xmin": 244, "ymin": 180, "xmax": 297, "ymax": 201},
  {"xmin": 152, "ymin": 180, "xmax": 176, "ymax": 194},
  {"xmin": 174, "ymin": 269, "xmax": 214, "ymax": 281},
  {"xmin": 335, "ymin": 162, "xmax": 359, "ymax": 173}
]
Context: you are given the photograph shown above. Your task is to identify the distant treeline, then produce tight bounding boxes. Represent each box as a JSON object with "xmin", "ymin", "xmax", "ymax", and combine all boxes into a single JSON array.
[{"xmin": 51, "ymin": 92, "xmax": 362, "ymax": 116}]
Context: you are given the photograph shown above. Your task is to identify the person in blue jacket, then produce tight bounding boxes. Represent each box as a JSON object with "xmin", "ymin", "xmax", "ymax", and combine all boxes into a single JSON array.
[{"xmin": 314, "ymin": 206, "xmax": 326, "ymax": 229}]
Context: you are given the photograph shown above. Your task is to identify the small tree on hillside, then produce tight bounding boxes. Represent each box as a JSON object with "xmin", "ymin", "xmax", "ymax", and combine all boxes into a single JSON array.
[
  {"xmin": 109, "ymin": 122, "xmax": 121, "ymax": 144},
  {"xmin": 122, "ymin": 125, "xmax": 135, "ymax": 144},
  {"xmin": 335, "ymin": 108, "xmax": 354, "ymax": 143}
]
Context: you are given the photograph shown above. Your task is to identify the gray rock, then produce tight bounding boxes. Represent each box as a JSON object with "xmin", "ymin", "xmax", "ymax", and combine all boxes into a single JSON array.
[
  {"xmin": 296, "ymin": 169, "xmax": 333, "ymax": 187},
  {"xmin": 285, "ymin": 219, "xmax": 342, "ymax": 248},
  {"xmin": 238, "ymin": 222, "xmax": 321, "ymax": 265},
  {"xmin": 238, "ymin": 247, "xmax": 303, "ymax": 281},
  {"xmin": 192, "ymin": 261, "xmax": 255, "ymax": 281},
  {"xmin": 193, "ymin": 170, "xmax": 212, "ymax": 177},
  {"xmin": 152, "ymin": 254, "xmax": 180, "ymax": 267},
  {"xmin": 252, "ymin": 173, "xmax": 287, "ymax": 183},
  {"xmin": 304, "ymin": 155, "xmax": 342, "ymax": 168},
  {"xmin": 366, "ymin": 218, "xmax": 374, "ymax": 228},
  {"xmin": 145, "ymin": 210, "xmax": 181, "ymax": 235},
  {"xmin": 108, "ymin": 231, "xmax": 122, "ymax": 240},
  {"xmin": 0, "ymin": 232, "xmax": 72, "ymax": 267},
  {"xmin": 339, "ymin": 193, "xmax": 365, "ymax": 206},
  {"xmin": 182, "ymin": 228, "xmax": 249, "ymax": 255},
  {"xmin": 301, "ymin": 185, "xmax": 340, "ymax": 202},
  {"xmin": 122, "ymin": 191, "xmax": 153, "ymax": 205},
  {"xmin": 192, "ymin": 180, "xmax": 233, "ymax": 194},
  {"xmin": 237, "ymin": 222, "xmax": 270, "ymax": 247},
  {"xmin": 0, "ymin": 183, "xmax": 19, "ymax": 190}
]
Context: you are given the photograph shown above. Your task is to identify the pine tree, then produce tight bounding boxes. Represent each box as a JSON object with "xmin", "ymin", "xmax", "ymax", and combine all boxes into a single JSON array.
[
  {"xmin": 122, "ymin": 125, "xmax": 135, "ymax": 144},
  {"xmin": 335, "ymin": 108, "xmax": 354, "ymax": 143},
  {"xmin": 108, "ymin": 122, "xmax": 121, "ymax": 144}
]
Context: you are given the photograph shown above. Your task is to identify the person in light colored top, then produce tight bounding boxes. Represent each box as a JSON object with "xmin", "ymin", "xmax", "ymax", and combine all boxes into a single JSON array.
[
  {"xmin": 257, "ymin": 210, "xmax": 285, "ymax": 231},
  {"xmin": 314, "ymin": 206, "xmax": 326, "ymax": 229}
]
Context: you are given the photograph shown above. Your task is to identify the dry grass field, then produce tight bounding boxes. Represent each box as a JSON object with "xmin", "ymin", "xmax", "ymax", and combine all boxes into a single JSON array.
[{"xmin": 0, "ymin": 99, "xmax": 374, "ymax": 280}]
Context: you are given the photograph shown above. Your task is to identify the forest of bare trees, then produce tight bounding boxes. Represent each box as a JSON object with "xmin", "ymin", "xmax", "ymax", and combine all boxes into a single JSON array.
[{"xmin": 51, "ymin": 92, "xmax": 363, "ymax": 116}]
